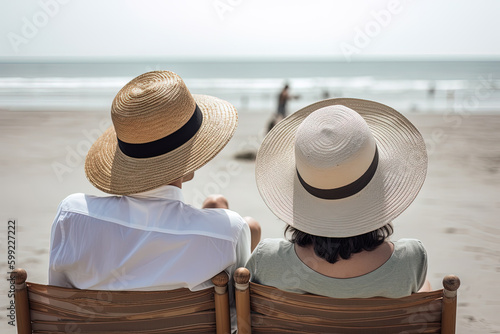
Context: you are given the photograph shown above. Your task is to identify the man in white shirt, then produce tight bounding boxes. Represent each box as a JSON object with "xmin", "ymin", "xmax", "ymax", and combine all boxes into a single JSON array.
[{"xmin": 49, "ymin": 71, "xmax": 260, "ymax": 294}]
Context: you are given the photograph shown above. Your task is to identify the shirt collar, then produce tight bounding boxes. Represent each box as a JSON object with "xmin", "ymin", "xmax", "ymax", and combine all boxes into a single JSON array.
[{"xmin": 129, "ymin": 185, "xmax": 184, "ymax": 202}]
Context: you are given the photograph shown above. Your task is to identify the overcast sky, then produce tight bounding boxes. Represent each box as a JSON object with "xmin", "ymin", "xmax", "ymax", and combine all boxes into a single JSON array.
[{"xmin": 1, "ymin": 0, "xmax": 499, "ymax": 61}]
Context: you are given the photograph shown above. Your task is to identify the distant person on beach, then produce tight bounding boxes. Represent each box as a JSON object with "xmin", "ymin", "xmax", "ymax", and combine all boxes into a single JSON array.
[
  {"xmin": 428, "ymin": 82, "xmax": 436, "ymax": 99},
  {"xmin": 277, "ymin": 84, "xmax": 292, "ymax": 117},
  {"xmin": 267, "ymin": 84, "xmax": 299, "ymax": 132},
  {"xmin": 248, "ymin": 98, "xmax": 430, "ymax": 298},
  {"xmin": 49, "ymin": 71, "xmax": 261, "ymax": 298},
  {"xmin": 322, "ymin": 89, "xmax": 330, "ymax": 99}
]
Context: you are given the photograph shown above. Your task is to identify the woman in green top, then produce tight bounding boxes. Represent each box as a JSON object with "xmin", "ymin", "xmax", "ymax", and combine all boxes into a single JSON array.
[{"xmin": 248, "ymin": 98, "xmax": 431, "ymax": 298}]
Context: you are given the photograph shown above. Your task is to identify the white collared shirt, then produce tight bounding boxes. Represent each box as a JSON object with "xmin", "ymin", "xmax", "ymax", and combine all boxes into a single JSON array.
[{"xmin": 49, "ymin": 185, "xmax": 251, "ymax": 291}]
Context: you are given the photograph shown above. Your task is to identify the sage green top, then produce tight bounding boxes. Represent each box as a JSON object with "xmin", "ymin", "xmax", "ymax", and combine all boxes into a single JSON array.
[{"xmin": 245, "ymin": 238, "xmax": 427, "ymax": 298}]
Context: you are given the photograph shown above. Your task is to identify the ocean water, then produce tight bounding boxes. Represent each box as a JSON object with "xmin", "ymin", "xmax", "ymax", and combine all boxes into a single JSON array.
[{"xmin": 0, "ymin": 60, "xmax": 499, "ymax": 114}]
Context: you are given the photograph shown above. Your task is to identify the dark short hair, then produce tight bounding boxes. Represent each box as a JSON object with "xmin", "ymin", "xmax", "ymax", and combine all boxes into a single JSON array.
[{"xmin": 285, "ymin": 224, "xmax": 393, "ymax": 264}]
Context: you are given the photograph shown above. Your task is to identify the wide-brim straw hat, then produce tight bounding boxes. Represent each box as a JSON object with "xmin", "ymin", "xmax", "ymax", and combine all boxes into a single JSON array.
[
  {"xmin": 256, "ymin": 98, "xmax": 427, "ymax": 238},
  {"xmin": 85, "ymin": 71, "xmax": 237, "ymax": 195}
]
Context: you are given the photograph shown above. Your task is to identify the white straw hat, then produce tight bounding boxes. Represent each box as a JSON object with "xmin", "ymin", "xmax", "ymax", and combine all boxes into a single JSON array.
[
  {"xmin": 256, "ymin": 98, "xmax": 427, "ymax": 237},
  {"xmin": 85, "ymin": 71, "xmax": 238, "ymax": 195}
]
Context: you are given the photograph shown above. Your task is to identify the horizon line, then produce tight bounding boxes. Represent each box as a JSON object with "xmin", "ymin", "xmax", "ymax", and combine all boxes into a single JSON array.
[{"xmin": 1, "ymin": 55, "xmax": 500, "ymax": 64}]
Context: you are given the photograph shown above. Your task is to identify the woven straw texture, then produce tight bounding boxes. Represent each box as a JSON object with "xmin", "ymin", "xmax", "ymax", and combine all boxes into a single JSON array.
[
  {"xmin": 256, "ymin": 98, "xmax": 427, "ymax": 237},
  {"xmin": 85, "ymin": 71, "xmax": 238, "ymax": 195}
]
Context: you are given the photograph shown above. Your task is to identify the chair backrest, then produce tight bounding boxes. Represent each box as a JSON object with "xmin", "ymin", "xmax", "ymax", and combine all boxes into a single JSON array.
[
  {"xmin": 234, "ymin": 267, "xmax": 460, "ymax": 334},
  {"xmin": 11, "ymin": 268, "xmax": 231, "ymax": 334}
]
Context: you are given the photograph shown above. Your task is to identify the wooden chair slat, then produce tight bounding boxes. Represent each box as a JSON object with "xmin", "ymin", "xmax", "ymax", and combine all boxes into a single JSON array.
[
  {"xmin": 251, "ymin": 322, "xmax": 442, "ymax": 334},
  {"xmin": 29, "ymin": 299, "xmax": 216, "ymax": 321},
  {"xmin": 27, "ymin": 282, "xmax": 213, "ymax": 304},
  {"xmin": 250, "ymin": 299, "xmax": 443, "ymax": 324},
  {"xmin": 30, "ymin": 311, "xmax": 216, "ymax": 332},
  {"xmin": 250, "ymin": 282, "xmax": 444, "ymax": 309}
]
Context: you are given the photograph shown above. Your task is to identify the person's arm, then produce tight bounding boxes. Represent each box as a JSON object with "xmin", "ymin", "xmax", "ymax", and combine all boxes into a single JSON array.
[
  {"xmin": 243, "ymin": 216, "xmax": 261, "ymax": 252},
  {"xmin": 48, "ymin": 202, "xmax": 69, "ymax": 287},
  {"xmin": 235, "ymin": 221, "xmax": 251, "ymax": 269},
  {"xmin": 414, "ymin": 240, "xmax": 429, "ymax": 292},
  {"xmin": 418, "ymin": 280, "xmax": 432, "ymax": 292}
]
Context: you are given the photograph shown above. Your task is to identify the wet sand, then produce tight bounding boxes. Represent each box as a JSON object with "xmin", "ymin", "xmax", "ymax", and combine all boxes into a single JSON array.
[{"xmin": 0, "ymin": 108, "xmax": 499, "ymax": 333}]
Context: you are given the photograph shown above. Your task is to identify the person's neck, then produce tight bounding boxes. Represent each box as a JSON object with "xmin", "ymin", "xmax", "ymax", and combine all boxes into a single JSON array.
[{"xmin": 168, "ymin": 179, "xmax": 182, "ymax": 189}]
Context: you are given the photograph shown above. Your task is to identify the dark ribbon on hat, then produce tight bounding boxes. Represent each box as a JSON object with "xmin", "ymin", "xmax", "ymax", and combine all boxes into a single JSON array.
[
  {"xmin": 117, "ymin": 104, "xmax": 203, "ymax": 159},
  {"xmin": 297, "ymin": 147, "xmax": 379, "ymax": 200}
]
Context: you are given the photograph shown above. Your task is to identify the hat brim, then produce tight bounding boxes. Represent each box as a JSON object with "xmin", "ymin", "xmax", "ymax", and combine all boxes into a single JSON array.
[
  {"xmin": 85, "ymin": 94, "xmax": 237, "ymax": 195},
  {"xmin": 256, "ymin": 98, "xmax": 427, "ymax": 237}
]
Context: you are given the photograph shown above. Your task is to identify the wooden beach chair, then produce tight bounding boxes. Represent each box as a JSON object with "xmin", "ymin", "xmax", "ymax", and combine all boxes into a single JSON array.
[
  {"xmin": 234, "ymin": 267, "xmax": 460, "ymax": 334},
  {"xmin": 10, "ymin": 268, "xmax": 231, "ymax": 334}
]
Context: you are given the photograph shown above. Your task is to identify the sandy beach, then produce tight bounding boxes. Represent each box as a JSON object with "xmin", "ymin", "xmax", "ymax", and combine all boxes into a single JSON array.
[{"xmin": 0, "ymin": 107, "xmax": 499, "ymax": 333}]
